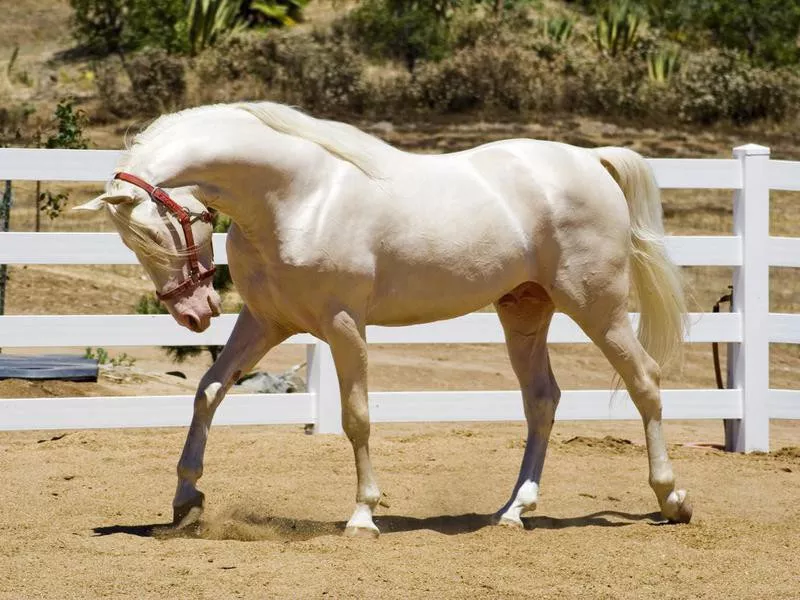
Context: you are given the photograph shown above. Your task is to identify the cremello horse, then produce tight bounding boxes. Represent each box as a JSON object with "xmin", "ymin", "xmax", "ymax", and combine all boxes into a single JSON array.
[{"xmin": 77, "ymin": 102, "xmax": 692, "ymax": 536}]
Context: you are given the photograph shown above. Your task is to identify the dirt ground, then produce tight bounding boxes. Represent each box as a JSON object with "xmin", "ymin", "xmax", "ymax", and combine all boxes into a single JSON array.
[{"xmin": 0, "ymin": 420, "xmax": 798, "ymax": 599}]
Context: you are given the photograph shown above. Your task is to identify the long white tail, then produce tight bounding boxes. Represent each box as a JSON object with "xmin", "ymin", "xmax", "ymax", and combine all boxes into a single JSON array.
[{"xmin": 593, "ymin": 146, "xmax": 687, "ymax": 367}]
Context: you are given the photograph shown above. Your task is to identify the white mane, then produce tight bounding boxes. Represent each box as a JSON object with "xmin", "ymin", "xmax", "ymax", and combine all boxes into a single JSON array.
[
  {"xmin": 237, "ymin": 102, "xmax": 395, "ymax": 178},
  {"xmin": 120, "ymin": 102, "xmax": 396, "ymax": 180}
]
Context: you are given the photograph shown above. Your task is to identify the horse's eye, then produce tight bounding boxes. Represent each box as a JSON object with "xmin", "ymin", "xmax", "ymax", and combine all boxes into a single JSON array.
[{"xmin": 146, "ymin": 230, "xmax": 163, "ymax": 246}]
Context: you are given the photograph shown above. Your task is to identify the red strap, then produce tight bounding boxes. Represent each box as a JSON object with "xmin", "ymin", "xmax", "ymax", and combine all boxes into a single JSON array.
[
  {"xmin": 113, "ymin": 172, "xmax": 215, "ymax": 298},
  {"xmin": 156, "ymin": 267, "xmax": 216, "ymax": 301},
  {"xmin": 115, "ymin": 172, "xmax": 192, "ymax": 223}
]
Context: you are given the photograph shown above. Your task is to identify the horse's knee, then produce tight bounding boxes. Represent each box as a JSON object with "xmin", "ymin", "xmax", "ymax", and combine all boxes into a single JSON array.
[{"xmin": 342, "ymin": 404, "xmax": 371, "ymax": 442}]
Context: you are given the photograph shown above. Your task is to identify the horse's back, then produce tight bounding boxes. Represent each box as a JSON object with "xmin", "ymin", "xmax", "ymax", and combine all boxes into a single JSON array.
[{"xmin": 360, "ymin": 139, "xmax": 626, "ymax": 325}]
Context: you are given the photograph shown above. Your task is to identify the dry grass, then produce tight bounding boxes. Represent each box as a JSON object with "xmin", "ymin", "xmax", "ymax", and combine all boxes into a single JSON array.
[{"xmin": 0, "ymin": 0, "xmax": 72, "ymax": 59}]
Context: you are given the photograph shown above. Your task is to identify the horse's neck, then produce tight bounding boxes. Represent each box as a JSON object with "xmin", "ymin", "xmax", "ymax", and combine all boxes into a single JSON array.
[{"xmin": 137, "ymin": 120, "xmax": 327, "ymax": 230}]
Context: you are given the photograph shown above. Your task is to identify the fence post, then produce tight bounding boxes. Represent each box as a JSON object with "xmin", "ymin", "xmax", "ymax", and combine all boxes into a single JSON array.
[
  {"xmin": 727, "ymin": 144, "xmax": 770, "ymax": 452},
  {"xmin": 306, "ymin": 340, "xmax": 342, "ymax": 434},
  {"xmin": 0, "ymin": 181, "xmax": 11, "ymax": 325}
]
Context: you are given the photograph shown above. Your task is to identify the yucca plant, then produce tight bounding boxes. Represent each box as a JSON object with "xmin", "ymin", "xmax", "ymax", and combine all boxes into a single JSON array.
[
  {"xmin": 186, "ymin": 0, "xmax": 246, "ymax": 55},
  {"xmin": 250, "ymin": 0, "xmax": 308, "ymax": 27},
  {"xmin": 647, "ymin": 45, "xmax": 681, "ymax": 84},
  {"xmin": 595, "ymin": 0, "xmax": 642, "ymax": 56},
  {"xmin": 543, "ymin": 15, "xmax": 575, "ymax": 44}
]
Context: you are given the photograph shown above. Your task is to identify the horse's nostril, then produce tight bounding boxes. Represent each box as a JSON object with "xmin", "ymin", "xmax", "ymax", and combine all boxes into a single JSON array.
[
  {"xmin": 208, "ymin": 295, "xmax": 221, "ymax": 317},
  {"xmin": 185, "ymin": 314, "xmax": 200, "ymax": 331}
]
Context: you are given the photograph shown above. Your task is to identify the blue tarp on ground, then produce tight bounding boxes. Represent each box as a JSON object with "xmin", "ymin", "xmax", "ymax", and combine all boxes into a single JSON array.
[{"xmin": 0, "ymin": 354, "xmax": 99, "ymax": 382}]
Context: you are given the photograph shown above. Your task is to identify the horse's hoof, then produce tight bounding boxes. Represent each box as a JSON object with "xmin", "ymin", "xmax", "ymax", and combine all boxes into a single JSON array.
[
  {"xmin": 493, "ymin": 514, "xmax": 524, "ymax": 529},
  {"xmin": 172, "ymin": 492, "xmax": 205, "ymax": 529},
  {"xmin": 343, "ymin": 524, "xmax": 380, "ymax": 539},
  {"xmin": 663, "ymin": 489, "xmax": 693, "ymax": 524}
]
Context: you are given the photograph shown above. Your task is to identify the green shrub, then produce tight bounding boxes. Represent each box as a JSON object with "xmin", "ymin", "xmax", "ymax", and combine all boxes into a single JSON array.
[
  {"xmin": 69, "ymin": 0, "xmax": 188, "ymax": 56},
  {"xmin": 38, "ymin": 99, "xmax": 90, "ymax": 225},
  {"xmin": 127, "ymin": 49, "xmax": 187, "ymax": 115},
  {"xmin": 674, "ymin": 49, "xmax": 800, "ymax": 124},
  {"xmin": 699, "ymin": 0, "xmax": 800, "ymax": 66},
  {"xmin": 94, "ymin": 57, "xmax": 131, "ymax": 117},
  {"xmin": 70, "ymin": 0, "xmax": 308, "ymax": 58},
  {"xmin": 360, "ymin": 68, "xmax": 415, "ymax": 118},
  {"xmin": 412, "ymin": 43, "xmax": 563, "ymax": 115},
  {"xmin": 44, "ymin": 99, "xmax": 90, "ymax": 150},
  {"xmin": 84, "ymin": 347, "xmax": 135, "ymax": 367},
  {"xmin": 275, "ymin": 36, "xmax": 368, "ymax": 112},
  {"xmin": 645, "ymin": 0, "xmax": 800, "ymax": 66},
  {"xmin": 562, "ymin": 46, "xmax": 649, "ymax": 119},
  {"xmin": 96, "ymin": 50, "xmax": 186, "ymax": 117},
  {"xmin": 196, "ymin": 31, "xmax": 367, "ymax": 114},
  {"xmin": 337, "ymin": 0, "xmax": 455, "ymax": 70},
  {"xmin": 449, "ymin": 1, "xmax": 536, "ymax": 49}
]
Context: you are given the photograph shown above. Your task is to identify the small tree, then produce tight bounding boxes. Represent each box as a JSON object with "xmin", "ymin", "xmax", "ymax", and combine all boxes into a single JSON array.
[
  {"xmin": 642, "ymin": 0, "xmax": 800, "ymax": 66},
  {"xmin": 69, "ymin": 0, "xmax": 188, "ymax": 57},
  {"xmin": 698, "ymin": 0, "xmax": 800, "ymax": 66},
  {"xmin": 36, "ymin": 99, "xmax": 90, "ymax": 230},
  {"xmin": 70, "ymin": 0, "xmax": 309, "ymax": 58},
  {"xmin": 343, "ymin": 0, "xmax": 462, "ymax": 70}
]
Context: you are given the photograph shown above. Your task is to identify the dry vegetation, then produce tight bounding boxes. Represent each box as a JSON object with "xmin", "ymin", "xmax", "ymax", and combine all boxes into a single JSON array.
[{"xmin": 0, "ymin": 1, "xmax": 798, "ymax": 395}]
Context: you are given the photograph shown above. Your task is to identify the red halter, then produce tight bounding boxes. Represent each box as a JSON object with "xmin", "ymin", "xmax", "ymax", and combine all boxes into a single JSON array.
[{"xmin": 114, "ymin": 172, "xmax": 216, "ymax": 301}]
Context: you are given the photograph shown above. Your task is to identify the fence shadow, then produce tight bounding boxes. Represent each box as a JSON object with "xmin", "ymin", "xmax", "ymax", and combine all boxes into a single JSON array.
[{"xmin": 92, "ymin": 509, "xmax": 662, "ymax": 541}]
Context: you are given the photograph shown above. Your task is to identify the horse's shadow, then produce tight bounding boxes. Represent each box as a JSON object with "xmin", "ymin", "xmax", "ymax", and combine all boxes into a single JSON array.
[{"xmin": 92, "ymin": 509, "xmax": 663, "ymax": 542}]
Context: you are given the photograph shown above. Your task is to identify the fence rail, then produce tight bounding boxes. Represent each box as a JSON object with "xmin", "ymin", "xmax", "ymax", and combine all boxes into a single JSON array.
[{"xmin": 0, "ymin": 146, "xmax": 797, "ymax": 451}]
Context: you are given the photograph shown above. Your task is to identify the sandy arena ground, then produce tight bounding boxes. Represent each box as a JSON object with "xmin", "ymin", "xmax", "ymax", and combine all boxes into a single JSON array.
[
  {"xmin": 0, "ymin": 419, "xmax": 798, "ymax": 599},
  {"xmin": 1, "ymin": 132, "xmax": 799, "ymax": 598}
]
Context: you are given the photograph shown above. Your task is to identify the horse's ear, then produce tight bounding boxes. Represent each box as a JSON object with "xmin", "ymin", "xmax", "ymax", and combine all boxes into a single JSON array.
[{"xmin": 73, "ymin": 194, "xmax": 131, "ymax": 212}]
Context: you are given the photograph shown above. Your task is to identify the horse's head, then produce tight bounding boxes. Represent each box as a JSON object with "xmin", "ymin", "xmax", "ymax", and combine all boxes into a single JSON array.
[{"xmin": 76, "ymin": 175, "xmax": 221, "ymax": 332}]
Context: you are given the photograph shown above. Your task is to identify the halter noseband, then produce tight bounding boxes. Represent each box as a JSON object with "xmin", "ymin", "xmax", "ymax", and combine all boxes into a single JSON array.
[{"xmin": 114, "ymin": 172, "xmax": 216, "ymax": 301}]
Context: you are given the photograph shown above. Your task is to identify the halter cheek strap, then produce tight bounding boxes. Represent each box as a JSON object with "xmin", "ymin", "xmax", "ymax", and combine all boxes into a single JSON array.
[{"xmin": 114, "ymin": 172, "xmax": 216, "ymax": 301}]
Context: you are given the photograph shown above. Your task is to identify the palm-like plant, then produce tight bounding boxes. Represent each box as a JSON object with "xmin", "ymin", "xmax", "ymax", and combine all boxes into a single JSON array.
[
  {"xmin": 647, "ymin": 45, "xmax": 681, "ymax": 84},
  {"xmin": 186, "ymin": 0, "xmax": 246, "ymax": 55},
  {"xmin": 595, "ymin": 0, "xmax": 642, "ymax": 56},
  {"xmin": 543, "ymin": 15, "xmax": 575, "ymax": 44}
]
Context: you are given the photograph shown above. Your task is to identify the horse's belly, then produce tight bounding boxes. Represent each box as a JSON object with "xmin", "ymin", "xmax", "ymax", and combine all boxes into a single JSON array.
[{"xmin": 367, "ymin": 257, "xmax": 531, "ymax": 326}]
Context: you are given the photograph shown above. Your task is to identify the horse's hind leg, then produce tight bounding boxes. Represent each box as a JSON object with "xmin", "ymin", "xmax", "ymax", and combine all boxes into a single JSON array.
[
  {"xmin": 493, "ymin": 283, "xmax": 560, "ymax": 527},
  {"xmin": 172, "ymin": 306, "xmax": 289, "ymax": 528},
  {"xmin": 551, "ymin": 286, "xmax": 693, "ymax": 523}
]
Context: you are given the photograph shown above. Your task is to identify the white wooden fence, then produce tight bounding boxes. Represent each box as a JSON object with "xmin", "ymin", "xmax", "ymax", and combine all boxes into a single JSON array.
[{"xmin": 0, "ymin": 145, "xmax": 798, "ymax": 452}]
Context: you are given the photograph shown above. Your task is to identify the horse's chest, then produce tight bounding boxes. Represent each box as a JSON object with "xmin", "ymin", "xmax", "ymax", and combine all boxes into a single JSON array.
[
  {"xmin": 226, "ymin": 227, "xmax": 284, "ymax": 310},
  {"xmin": 225, "ymin": 226, "xmax": 329, "ymax": 330}
]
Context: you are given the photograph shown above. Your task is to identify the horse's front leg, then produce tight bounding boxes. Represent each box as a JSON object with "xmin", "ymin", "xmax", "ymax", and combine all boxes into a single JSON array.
[
  {"xmin": 172, "ymin": 306, "xmax": 289, "ymax": 528},
  {"xmin": 323, "ymin": 310, "xmax": 381, "ymax": 538}
]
